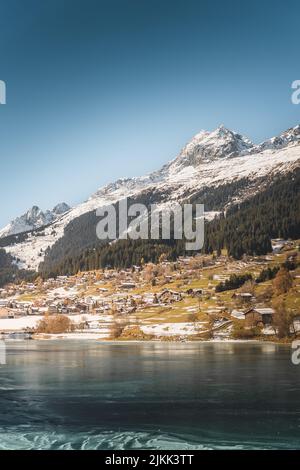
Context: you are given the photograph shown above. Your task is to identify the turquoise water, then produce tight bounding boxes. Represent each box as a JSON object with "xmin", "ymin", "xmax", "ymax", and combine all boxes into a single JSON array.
[{"xmin": 0, "ymin": 340, "xmax": 300, "ymax": 450}]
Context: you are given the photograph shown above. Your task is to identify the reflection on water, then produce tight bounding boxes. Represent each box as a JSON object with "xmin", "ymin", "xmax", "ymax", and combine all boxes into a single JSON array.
[{"xmin": 0, "ymin": 340, "xmax": 299, "ymax": 449}]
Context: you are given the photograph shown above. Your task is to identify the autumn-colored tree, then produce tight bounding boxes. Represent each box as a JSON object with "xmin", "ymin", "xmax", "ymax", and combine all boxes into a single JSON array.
[
  {"xmin": 143, "ymin": 264, "xmax": 154, "ymax": 283},
  {"xmin": 272, "ymin": 298, "xmax": 292, "ymax": 338},
  {"xmin": 272, "ymin": 267, "xmax": 293, "ymax": 295},
  {"xmin": 109, "ymin": 318, "xmax": 129, "ymax": 339},
  {"xmin": 34, "ymin": 276, "xmax": 43, "ymax": 287},
  {"xmin": 109, "ymin": 323, "xmax": 124, "ymax": 339},
  {"xmin": 36, "ymin": 315, "xmax": 74, "ymax": 334},
  {"xmin": 158, "ymin": 253, "xmax": 167, "ymax": 264}
]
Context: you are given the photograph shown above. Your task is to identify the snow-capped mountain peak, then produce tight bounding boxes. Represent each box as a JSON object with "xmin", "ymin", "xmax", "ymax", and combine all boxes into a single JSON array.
[
  {"xmin": 0, "ymin": 203, "xmax": 70, "ymax": 239},
  {"xmin": 169, "ymin": 125, "xmax": 254, "ymax": 170},
  {"xmin": 258, "ymin": 124, "xmax": 300, "ymax": 151},
  {"xmin": 52, "ymin": 202, "xmax": 71, "ymax": 215}
]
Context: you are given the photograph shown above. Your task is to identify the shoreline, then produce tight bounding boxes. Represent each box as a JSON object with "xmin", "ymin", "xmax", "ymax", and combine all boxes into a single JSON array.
[{"xmin": 1, "ymin": 331, "xmax": 292, "ymax": 345}]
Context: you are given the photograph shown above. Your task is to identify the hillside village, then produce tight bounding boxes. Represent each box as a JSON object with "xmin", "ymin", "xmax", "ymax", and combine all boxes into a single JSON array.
[{"xmin": 0, "ymin": 238, "xmax": 299, "ymax": 342}]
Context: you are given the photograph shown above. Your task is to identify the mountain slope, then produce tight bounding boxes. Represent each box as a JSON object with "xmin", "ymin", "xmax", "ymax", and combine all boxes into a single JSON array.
[
  {"xmin": 39, "ymin": 167, "xmax": 300, "ymax": 276},
  {"xmin": 2, "ymin": 124, "xmax": 300, "ymax": 271}
]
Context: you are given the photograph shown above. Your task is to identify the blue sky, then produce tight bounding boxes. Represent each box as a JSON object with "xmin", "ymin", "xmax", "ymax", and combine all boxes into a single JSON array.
[{"xmin": 0, "ymin": 0, "xmax": 299, "ymax": 227}]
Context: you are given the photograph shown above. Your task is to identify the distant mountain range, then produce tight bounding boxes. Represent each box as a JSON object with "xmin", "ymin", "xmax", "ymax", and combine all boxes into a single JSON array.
[
  {"xmin": 1, "ymin": 124, "xmax": 300, "ymax": 272},
  {"xmin": 0, "ymin": 203, "xmax": 70, "ymax": 238}
]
